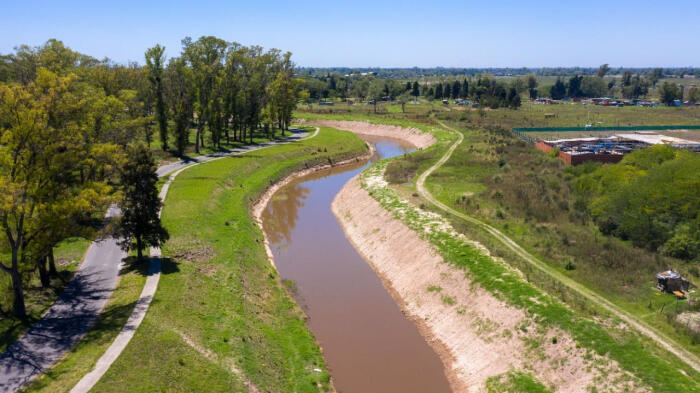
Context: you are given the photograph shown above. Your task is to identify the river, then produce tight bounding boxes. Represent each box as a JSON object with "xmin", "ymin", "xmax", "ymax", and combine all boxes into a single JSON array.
[{"xmin": 261, "ymin": 135, "xmax": 452, "ymax": 393}]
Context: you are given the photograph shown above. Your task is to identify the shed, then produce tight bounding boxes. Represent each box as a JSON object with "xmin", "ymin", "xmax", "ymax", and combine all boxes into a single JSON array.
[{"xmin": 656, "ymin": 270, "xmax": 690, "ymax": 293}]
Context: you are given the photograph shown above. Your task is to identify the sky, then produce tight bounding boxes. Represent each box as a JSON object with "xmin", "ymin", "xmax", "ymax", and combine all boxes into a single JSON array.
[{"xmin": 2, "ymin": 0, "xmax": 699, "ymax": 68}]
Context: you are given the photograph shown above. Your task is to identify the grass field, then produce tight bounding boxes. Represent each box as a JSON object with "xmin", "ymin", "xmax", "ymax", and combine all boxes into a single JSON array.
[{"xmin": 79, "ymin": 126, "xmax": 368, "ymax": 392}]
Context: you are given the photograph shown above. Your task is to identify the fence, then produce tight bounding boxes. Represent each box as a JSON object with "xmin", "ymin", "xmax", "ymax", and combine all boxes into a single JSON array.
[{"xmin": 513, "ymin": 125, "xmax": 700, "ymax": 144}]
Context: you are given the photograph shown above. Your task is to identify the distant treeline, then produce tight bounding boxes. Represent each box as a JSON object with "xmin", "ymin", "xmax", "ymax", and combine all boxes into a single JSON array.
[
  {"xmin": 299, "ymin": 64, "xmax": 700, "ymax": 106},
  {"xmin": 298, "ymin": 66, "xmax": 700, "ymax": 79},
  {"xmin": 298, "ymin": 73, "xmax": 521, "ymax": 109}
]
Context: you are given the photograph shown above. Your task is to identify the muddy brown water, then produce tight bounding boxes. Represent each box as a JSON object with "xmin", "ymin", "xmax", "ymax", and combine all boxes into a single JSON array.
[{"xmin": 261, "ymin": 135, "xmax": 453, "ymax": 393}]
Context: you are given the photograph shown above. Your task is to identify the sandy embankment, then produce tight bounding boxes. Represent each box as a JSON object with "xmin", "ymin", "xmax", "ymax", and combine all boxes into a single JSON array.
[
  {"xmin": 251, "ymin": 136, "xmax": 374, "ymax": 268},
  {"xmin": 324, "ymin": 121, "xmax": 645, "ymax": 392},
  {"xmin": 299, "ymin": 119, "xmax": 436, "ymax": 150}
]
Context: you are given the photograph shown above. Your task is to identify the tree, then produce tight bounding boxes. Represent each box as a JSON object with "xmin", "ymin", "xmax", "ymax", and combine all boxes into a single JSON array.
[
  {"xmin": 452, "ymin": 80, "xmax": 461, "ymax": 99},
  {"xmin": 435, "ymin": 83, "xmax": 443, "ymax": 99},
  {"xmin": 596, "ymin": 63, "xmax": 611, "ymax": 78},
  {"xmin": 580, "ymin": 76, "xmax": 608, "ymax": 98},
  {"xmin": 145, "ymin": 45, "xmax": 168, "ymax": 151},
  {"xmin": 165, "ymin": 58, "xmax": 194, "ymax": 156},
  {"xmin": 507, "ymin": 87, "xmax": 521, "ymax": 109},
  {"xmin": 181, "ymin": 36, "xmax": 228, "ymax": 153},
  {"xmin": 567, "ymin": 75, "xmax": 583, "ymax": 98},
  {"xmin": 460, "ymin": 79, "xmax": 469, "ymax": 98},
  {"xmin": 117, "ymin": 144, "xmax": 169, "ymax": 260},
  {"xmin": 411, "ymin": 81, "xmax": 419, "ymax": 98},
  {"xmin": 550, "ymin": 78, "xmax": 566, "ymax": 100},
  {"xmin": 0, "ymin": 70, "xmax": 114, "ymax": 317},
  {"xmin": 659, "ymin": 81, "xmax": 681, "ymax": 106},
  {"xmin": 648, "ymin": 68, "xmax": 663, "ymax": 87},
  {"xmin": 397, "ymin": 92, "xmax": 411, "ymax": 113}
]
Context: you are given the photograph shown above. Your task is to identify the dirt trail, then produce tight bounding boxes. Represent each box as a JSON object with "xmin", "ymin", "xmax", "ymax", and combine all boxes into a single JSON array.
[
  {"xmin": 333, "ymin": 175, "xmax": 645, "ymax": 392},
  {"xmin": 418, "ymin": 120, "xmax": 700, "ymax": 373}
]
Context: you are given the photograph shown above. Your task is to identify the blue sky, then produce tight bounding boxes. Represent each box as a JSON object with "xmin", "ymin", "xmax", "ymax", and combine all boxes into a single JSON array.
[{"xmin": 2, "ymin": 0, "xmax": 699, "ymax": 67}]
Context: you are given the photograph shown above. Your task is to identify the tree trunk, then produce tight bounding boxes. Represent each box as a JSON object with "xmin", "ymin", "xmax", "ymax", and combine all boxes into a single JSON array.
[
  {"xmin": 48, "ymin": 247, "xmax": 58, "ymax": 277},
  {"xmin": 195, "ymin": 121, "xmax": 202, "ymax": 153},
  {"xmin": 38, "ymin": 256, "xmax": 50, "ymax": 288},
  {"xmin": 11, "ymin": 267, "xmax": 26, "ymax": 318},
  {"xmin": 136, "ymin": 236, "xmax": 143, "ymax": 261}
]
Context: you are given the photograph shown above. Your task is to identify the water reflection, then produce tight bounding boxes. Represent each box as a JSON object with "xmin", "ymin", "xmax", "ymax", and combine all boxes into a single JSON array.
[
  {"xmin": 261, "ymin": 135, "xmax": 452, "ymax": 393},
  {"xmin": 263, "ymin": 183, "xmax": 310, "ymax": 245}
]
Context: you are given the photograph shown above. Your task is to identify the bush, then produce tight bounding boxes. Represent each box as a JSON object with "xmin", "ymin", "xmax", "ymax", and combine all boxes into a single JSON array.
[{"xmin": 662, "ymin": 232, "xmax": 699, "ymax": 260}]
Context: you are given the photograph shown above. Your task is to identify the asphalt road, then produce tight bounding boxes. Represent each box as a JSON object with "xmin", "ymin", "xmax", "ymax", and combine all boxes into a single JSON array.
[{"xmin": 0, "ymin": 129, "xmax": 310, "ymax": 393}]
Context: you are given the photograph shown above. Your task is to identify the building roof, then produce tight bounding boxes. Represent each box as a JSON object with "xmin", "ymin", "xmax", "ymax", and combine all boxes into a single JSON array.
[
  {"xmin": 616, "ymin": 133, "xmax": 700, "ymax": 146},
  {"xmin": 656, "ymin": 270, "xmax": 682, "ymax": 280}
]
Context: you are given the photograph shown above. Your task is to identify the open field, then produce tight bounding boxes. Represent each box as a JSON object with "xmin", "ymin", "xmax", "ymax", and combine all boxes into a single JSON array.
[
  {"xmin": 79, "ymin": 126, "xmax": 367, "ymax": 392},
  {"xmin": 295, "ymin": 111, "xmax": 700, "ymax": 391}
]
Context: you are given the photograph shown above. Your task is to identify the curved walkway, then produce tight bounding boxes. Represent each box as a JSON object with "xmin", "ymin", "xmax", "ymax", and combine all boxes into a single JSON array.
[
  {"xmin": 0, "ymin": 129, "xmax": 315, "ymax": 393},
  {"xmin": 69, "ymin": 128, "xmax": 318, "ymax": 393},
  {"xmin": 417, "ymin": 120, "xmax": 700, "ymax": 372}
]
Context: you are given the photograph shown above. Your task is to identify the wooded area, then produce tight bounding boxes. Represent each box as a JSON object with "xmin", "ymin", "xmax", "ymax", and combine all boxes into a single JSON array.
[{"xmin": 0, "ymin": 37, "xmax": 300, "ymax": 318}]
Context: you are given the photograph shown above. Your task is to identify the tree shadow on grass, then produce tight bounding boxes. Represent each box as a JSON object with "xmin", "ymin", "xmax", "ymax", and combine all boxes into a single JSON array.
[{"xmin": 119, "ymin": 256, "xmax": 179, "ymax": 277}]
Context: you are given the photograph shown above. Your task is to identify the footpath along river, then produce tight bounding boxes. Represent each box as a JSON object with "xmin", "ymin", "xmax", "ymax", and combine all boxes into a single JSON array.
[{"xmin": 261, "ymin": 135, "xmax": 452, "ymax": 393}]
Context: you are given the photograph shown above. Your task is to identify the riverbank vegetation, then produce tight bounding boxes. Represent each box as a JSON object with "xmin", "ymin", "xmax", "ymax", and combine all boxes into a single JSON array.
[
  {"xmin": 83, "ymin": 127, "xmax": 367, "ymax": 392},
  {"xmin": 0, "ymin": 36, "xmax": 301, "ymax": 344},
  {"xmin": 296, "ymin": 100, "xmax": 700, "ymax": 389}
]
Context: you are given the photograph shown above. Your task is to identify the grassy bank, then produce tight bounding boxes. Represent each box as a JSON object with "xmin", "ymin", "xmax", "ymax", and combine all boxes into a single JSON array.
[
  {"xmin": 83, "ymin": 126, "xmax": 368, "ymax": 392},
  {"xmin": 361, "ymin": 160, "xmax": 698, "ymax": 392},
  {"xmin": 293, "ymin": 110, "xmax": 699, "ymax": 389},
  {"xmin": 415, "ymin": 120, "xmax": 700, "ymax": 350}
]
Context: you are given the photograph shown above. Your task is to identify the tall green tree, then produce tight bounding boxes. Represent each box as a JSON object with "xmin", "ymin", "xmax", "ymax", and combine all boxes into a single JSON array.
[
  {"xmin": 411, "ymin": 81, "xmax": 420, "ymax": 98},
  {"xmin": 659, "ymin": 81, "xmax": 681, "ymax": 105},
  {"xmin": 550, "ymin": 78, "xmax": 567, "ymax": 100},
  {"xmin": 117, "ymin": 144, "xmax": 169, "ymax": 260},
  {"xmin": 596, "ymin": 63, "xmax": 611, "ymax": 78},
  {"xmin": 165, "ymin": 58, "xmax": 194, "ymax": 156},
  {"xmin": 145, "ymin": 45, "xmax": 168, "ymax": 151},
  {"xmin": 182, "ymin": 36, "xmax": 228, "ymax": 153},
  {"xmin": 0, "ymin": 69, "xmax": 114, "ymax": 317}
]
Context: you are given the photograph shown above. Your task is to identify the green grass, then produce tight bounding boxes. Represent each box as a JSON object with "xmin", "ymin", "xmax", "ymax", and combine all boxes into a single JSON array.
[
  {"xmin": 486, "ymin": 370, "xmax": 553, "ymax": 393},
  {"xmin": 0, "ymin": 237, "xmax": 91, "ymax": 353},
  {"xmin": 419, "ymin": 122, "xmax": 700, "ymax": 350},
  {"xmin": 360, "ymin": 160, "xmax": 698, "ymax": 392},
  {"xmin": 148, "ymin": 124, "xmax": 296, "ymax": 165},
  {"xmin": 22, "ymin": 257, "xmax": 148, "ymax": 393},
  {"xmin": 87, "ymin": 126, "xmax": 368, "ymax": 392}
]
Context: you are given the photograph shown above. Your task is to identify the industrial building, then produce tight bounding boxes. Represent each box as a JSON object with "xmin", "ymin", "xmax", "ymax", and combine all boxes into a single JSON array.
[{"xmin": 535, "ymin": 132, "xmax": 700, "ymax": 165}]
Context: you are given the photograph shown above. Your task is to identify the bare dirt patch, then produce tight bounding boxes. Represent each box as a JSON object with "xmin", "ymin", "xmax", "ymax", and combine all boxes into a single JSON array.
[
  {"xmin": 301, "ymin": 119, "xmax": 436, "ymax": 150},
  {"xmin": 332, "ymin": 175, "xmax": 647, "ymax": 393}
]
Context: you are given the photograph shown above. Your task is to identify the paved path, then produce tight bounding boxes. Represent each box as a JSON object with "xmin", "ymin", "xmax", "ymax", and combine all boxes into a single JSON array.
[
  {"xmin": 0, "ymin": 129, "xmax": 313, "ymax": 393},
  {"xmin": 417, "ymin": 120, "xmax": 700, "ymax": 373}
]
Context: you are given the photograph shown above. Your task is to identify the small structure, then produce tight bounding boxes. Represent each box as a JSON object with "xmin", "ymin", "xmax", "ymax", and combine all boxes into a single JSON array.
[
  {"xmin": 535, "ymin": 132, "xmax": 700, "ymax": 165},
  {"xmin": 656, "ymin": 270, "xmax": 690, "ymax": 294}
]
